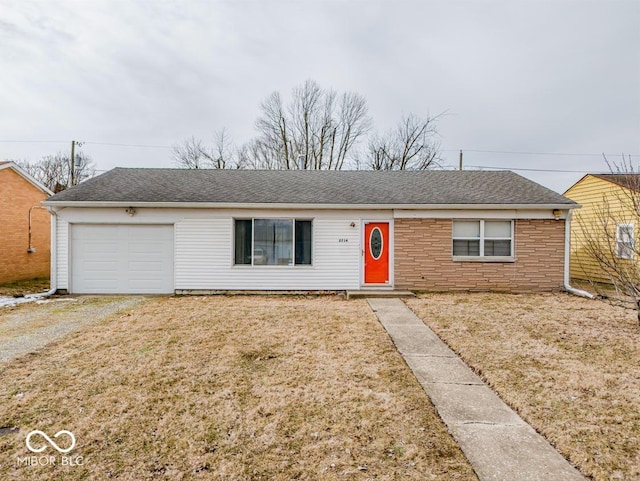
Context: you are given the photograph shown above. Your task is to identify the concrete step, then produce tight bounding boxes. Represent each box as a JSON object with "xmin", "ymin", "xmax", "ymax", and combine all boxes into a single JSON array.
[{"xmin": 345, "ymin": 290, "xmax": 415, "ymax": 300}]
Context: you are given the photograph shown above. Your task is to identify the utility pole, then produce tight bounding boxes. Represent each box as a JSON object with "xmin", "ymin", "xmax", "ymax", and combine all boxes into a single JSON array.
[
  {"xmin": 70, "ymin": 140, "xmax": 76, "ymax": 187},
  {"xmin": 459, "ymin": 149, "xmax": 463, "ymax": 171}
]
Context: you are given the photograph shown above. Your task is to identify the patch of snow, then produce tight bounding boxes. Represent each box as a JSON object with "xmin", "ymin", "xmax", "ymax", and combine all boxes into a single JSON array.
[
  {"xmin": 0, "ymin": 296, "xmax": 38, "ymax": 308},
  {"xmin": 0, "ymin": 296, "xmax": 76, "ymax": 307}
]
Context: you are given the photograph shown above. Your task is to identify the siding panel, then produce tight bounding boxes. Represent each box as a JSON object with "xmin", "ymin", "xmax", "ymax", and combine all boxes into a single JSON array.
[
  {"xmin": 174, "ymin": 214, "xmax": 364, "ymax": 290},
  {"xmin": 565, "ymin": 176, "xmax": 637, "ymax": 282},
  {"xmin": 56, "ymin": 219, "xmax": 69, "ymax": 289}
]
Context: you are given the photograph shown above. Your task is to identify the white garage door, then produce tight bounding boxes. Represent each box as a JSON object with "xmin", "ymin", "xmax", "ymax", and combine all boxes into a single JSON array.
[{"xmin": 71, "ymin": 224, "xmax": 174, "ymax": 294}]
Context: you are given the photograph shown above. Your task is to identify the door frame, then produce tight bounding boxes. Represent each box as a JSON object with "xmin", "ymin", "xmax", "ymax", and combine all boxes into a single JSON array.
[{"xmin": 360, "ymin": 219, "xmax": 394, "ymax": 288}]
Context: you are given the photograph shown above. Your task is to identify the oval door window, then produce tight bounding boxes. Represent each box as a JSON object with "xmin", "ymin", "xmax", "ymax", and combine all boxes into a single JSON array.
[{"xmin": 370, "ymin": 227, "xmax": 383, "ymax": 260}]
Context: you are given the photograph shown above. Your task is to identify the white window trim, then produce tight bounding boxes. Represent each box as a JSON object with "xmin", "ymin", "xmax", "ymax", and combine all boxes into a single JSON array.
[
  {"xmin": 452, "ymin": 219, "xmax": 515, "ymax": 262},
  {"xmin": 616, "ymin": 222, "xmax": 634, "ymax": 260},
  {"xmin": 233, "ymin": 217, "xmax": 314, "ymax": 267}
]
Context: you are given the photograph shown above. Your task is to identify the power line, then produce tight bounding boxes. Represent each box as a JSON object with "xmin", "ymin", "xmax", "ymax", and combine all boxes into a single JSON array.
[
  {"xmin": 83, "ymin": 141, "xmax": 173, "ymax": 149},
  {"xmin": 0, "ymin": 139, "xmax": 173, "ymax": 149},
  {"xmin": 0, "ymin": 140, "xmax": 69, "ymax": 144},
  {"xmin": 464, "ymin": 164, "xmax": 604, "ymax": 174},
  {"xmin": 442, "ymin": 149, "xmax": 639, "ymax": 157},
  {"xmin": 0, "ymin": 140, "xmax": 637, "ymax": 157}
]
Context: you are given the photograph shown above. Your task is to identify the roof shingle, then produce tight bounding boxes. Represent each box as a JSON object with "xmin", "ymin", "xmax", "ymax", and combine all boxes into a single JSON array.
[
  {"xmin": 591, "ymin": 173, "xmax": 640, "ymax": 192},
  {"xmin": 45, "ymin": 168, "xmax": 575, "ymax": 206}
]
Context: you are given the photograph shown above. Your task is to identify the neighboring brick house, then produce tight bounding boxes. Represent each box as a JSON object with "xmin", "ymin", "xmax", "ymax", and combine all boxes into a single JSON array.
[
  {"xmin": 0, "ymin": 161, "xmax": 52, "ymax": 283},
  {"xmin": 43, "ymin": 168, "xmax": 577, "ymax": 294}
]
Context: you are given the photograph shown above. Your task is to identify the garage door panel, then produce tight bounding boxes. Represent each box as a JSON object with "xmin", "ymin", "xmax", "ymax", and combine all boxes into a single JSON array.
[
  {"xmin": 71, "ymin": 225, "xmax": 174, "ymax": 294},
  {"xmin": 82, "ymin": 244, "xmax": 119, "ymax": 256},
  {"xmin": 128, "ymin": 244, "xmax": 165, "ymax": 256},
  {"xmin": 128, "ymin": 279, "xmax": 167, "ymax": 290},
  {"xmin": 83, "ymin": 279, "xmax": 119, "ymax": 291},
  {"xmin": 73, "ymin": 225, "xmax": 118, "ymax": 240},
  {"xmin": 83, "ymin": 261, "xmax": 118, "ymax": 271},
  {"xmin": 123, "ymin": 226, "xmax": 164, "ymax": 241},
  {"xmin": 127, "ymin": 260, "xmax": 165, "ymax": 272}
]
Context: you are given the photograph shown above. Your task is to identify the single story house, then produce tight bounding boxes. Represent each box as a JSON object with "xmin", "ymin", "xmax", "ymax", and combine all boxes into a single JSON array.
[
  {"xmin": 564, "ymin": 173, "xmax": 640, "ymax": 284},
  {"xmin": 43, "ymin": 168, "xmax": 578, "ymax": 294},
  {"xmin": 0, "ymin": 161, "xmax": 52, "ymax": 283}
]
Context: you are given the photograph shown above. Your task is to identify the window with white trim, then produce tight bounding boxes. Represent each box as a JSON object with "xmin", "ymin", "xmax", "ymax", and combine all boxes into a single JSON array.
[
  {"xmin": 452, "ymin": 220, "xmax": 513, "ymax": 258},
  {"xmin": 234, "ymin": 219, "xmax": 312, "ymax": 266},
  {"xmin": 616, "ymin": 223, "xmax": 634, "ymax": 259}
]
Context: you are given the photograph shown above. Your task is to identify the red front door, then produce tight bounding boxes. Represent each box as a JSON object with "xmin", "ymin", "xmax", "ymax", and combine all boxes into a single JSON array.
[{"xmin": 364, "ymin": 222, "xmax": 389, "ymax": 284}]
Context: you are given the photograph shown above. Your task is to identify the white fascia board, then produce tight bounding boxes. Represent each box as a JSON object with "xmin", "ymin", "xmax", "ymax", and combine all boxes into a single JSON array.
[
  {"xmin": 394, "ymin": 208, "xmax": 575, "ymax": 220},
  {"xmin": 41, "ymin": 200, "xmax": 579, "ymax": 211},
  {"xmin": 0, "ymin": 162, "xmax": 54, "ymax": 195}
]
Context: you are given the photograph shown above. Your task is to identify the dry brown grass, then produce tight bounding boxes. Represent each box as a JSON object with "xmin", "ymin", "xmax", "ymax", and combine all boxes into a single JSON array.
[
  {"xmin": 407, "ymin": 293, "xmax": 640, "ymax": 481},
  {"xmin": 0, "ymin": 296, "xmax": 477, "ymax": 481},
  {"xmin": 0, "ymin": 277, "xmax": 50, "ymax": 297},
  {"xmin": 0, "ymin": 296, "xmax": 126, "ymax": 342}
]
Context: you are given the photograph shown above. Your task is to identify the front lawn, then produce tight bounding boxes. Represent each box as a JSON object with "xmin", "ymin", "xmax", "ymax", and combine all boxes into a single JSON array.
[
  {"xmin": 407, "ymin": 293, "xmax": 640, "ymax": 481},
  {"xmin": 0, "ymin": 277, "xmax": 50, "ymax": 297},
  {"xmin": 0, "ymin": 296, "xmax": 477, "ymax": 480}
]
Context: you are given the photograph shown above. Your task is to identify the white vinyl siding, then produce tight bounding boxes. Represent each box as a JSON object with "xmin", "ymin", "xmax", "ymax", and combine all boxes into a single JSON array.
[
  {"xmin": 56, "ymin": 219, "xmax": 69, "ymax": 289},
  {"xmin": 175, "ymin": 214, "xmax": 363, "ymax": 290}
]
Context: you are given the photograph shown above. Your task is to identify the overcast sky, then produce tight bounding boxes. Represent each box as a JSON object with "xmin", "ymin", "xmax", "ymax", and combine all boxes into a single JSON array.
[{"xmin": 1, "ymin": 0, "xmax": 638, "ymax": 194}]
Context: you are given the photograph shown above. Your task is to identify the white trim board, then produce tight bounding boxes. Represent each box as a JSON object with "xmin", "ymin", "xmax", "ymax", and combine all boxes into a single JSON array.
[
  {"xmin": 393, "ymin": 209, "xmax": 570, "ymax": 220},
  {"xmin": 43, "ymin": 200, "xmax": 578, "ymax": 211}
]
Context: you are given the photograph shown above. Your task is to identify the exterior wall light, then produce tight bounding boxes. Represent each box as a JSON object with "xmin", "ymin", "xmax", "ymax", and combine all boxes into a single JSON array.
[
  {"xmin": 350, "ymin": 222, "xmax": 356, "ymax": 228},
  {"xmin": 125, "ymin": 207, "xmax": 136, "ymax": 217},
  {"xmin": 552, "ymin": 209, "xmax": 561, "ymax": 220}
]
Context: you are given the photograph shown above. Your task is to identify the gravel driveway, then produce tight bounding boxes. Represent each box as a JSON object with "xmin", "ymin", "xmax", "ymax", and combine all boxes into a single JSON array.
[{"xmin": 0, "ymin": 296, "xmax": 147, "ymax": 362}]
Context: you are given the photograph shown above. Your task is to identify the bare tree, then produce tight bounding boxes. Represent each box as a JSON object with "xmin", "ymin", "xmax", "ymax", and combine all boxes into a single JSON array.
[
  {"xmin": 172, "ymin": 129, "xmax": 234, "ymax": 169},
  {"xmin": 251, "ymin": 80, "xmax": 371, "ymax": 170},
  {"xmin": 18, "ymin": 151, "xmax": 95, "ymax": 193},
  {"xmin": 367, "ymin": 113, "xmax": 441, "ymax": 170},
  {"xmin": 173, "ymin": 81, "xmax": 441, "ymax": 172},
  {"xmin": 236, "ymin": 139, "xmax": 278, "ymax": 170},
  {"xmin": 574, "ymin": 154, "xmax": 640, "ymax": 323}
]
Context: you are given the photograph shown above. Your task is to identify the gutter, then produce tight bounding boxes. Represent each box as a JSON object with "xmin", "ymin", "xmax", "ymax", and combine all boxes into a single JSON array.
[
  {"xmin": 563, "ymin": 209, "xmax": 594, "ymax": 299},
  {"xmin": 25, "ymin": 207, "xmax": 57, "ymax": 299},
  {"xmin": 42, "ymin": 200, "xmax": 578, "ymax": 211}
]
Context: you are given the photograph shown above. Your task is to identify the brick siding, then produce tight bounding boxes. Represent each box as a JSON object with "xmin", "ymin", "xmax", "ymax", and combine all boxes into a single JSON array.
[
  {"xmin": 394, "ymin": 218, "xmax": 565, "ymax": 292},
  {"xmin": 0, "ymin": 168, "xmax": 50, "ymax": 283}
]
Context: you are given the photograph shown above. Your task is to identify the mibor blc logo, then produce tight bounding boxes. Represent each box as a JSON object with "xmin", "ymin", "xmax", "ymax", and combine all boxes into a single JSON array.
[
  {"xmin": 16, "ymin": 429, "xmax": 84, "ymax": 467},
  {"xmin": 26, "ymin": 430, "xmax": 76, "ymax": 453}
]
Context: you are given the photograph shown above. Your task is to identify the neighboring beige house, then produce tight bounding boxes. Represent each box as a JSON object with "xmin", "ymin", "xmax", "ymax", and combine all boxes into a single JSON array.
[
  {"xmin": 565, "ymin": 173, "xmax": 640, "ymax": 283},
  {"xmin": 43, "ymin": 168, "xmax": 576, "ymax": 294},
  {"xmin": 0, "ymin": 161, "xmax": 53, "ymax": 283}
]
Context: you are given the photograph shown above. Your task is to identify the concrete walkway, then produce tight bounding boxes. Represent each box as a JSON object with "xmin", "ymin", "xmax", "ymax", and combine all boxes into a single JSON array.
[{"xmin": 367, "ymin": 298, "xmax": 586, "ymax": 481}]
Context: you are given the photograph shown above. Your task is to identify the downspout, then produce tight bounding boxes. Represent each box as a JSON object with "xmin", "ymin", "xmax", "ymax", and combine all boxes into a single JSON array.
[
  {"xmin": 25, "ymin": 207, "xmax": 57, "ymax": 299},
  {"xmin": 27, "ymin": 205, "xmax": 48, "ymax": 253},
  {"xmin": 563, "ymin": 209, "xmax": 594, "ymax": 299}
]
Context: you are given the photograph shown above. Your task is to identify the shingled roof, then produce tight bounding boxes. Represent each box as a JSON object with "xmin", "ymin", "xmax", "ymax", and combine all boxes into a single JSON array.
[
  {"xmin": 591, "ymin": 173, "xmax": 640, "ymax": 192},
  {"xmin": 44, "ymin": 168, "xmax": 575, "ymax": 207}
]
